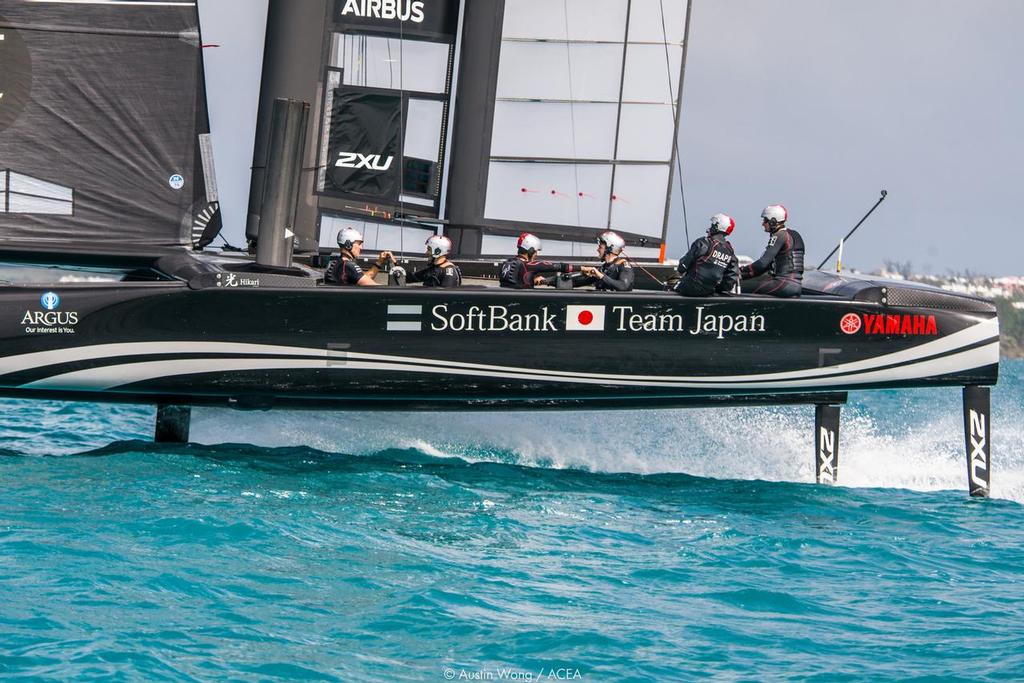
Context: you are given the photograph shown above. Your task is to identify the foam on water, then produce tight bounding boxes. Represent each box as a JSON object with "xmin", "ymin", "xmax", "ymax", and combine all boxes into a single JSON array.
[{"xmin": 188, "ymin": 379, "xmax": 1024, "ymax": 503}]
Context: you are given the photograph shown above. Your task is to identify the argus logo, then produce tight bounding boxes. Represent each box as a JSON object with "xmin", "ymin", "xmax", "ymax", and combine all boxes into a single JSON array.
[{"xmin": 40, "ymin": 291, "xmax": 60, "ymax": 311}]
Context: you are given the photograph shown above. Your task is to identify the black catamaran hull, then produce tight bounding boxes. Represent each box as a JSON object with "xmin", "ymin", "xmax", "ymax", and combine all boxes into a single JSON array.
[{"xmin": 0, "ymin": 283, "xmax": 999, "ymax": 410}]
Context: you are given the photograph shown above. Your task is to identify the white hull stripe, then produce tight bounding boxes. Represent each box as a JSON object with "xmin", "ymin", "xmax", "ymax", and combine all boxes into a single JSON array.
[
  {"xmin": 0, "ymin": 316, "xmax": 999, "ymax": 386},
  {"xmin": 20, "ymin": 341, "xmax": 999, "ymax": 392}
]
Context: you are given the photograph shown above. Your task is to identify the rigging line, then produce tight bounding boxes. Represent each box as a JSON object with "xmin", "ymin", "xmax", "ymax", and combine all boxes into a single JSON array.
[
  {"xmin": 623, "ymin": 252, "xmax": 668, "ymax": 288},
  {"xmin": 658, "ymin": 0, "xmax": 689, "ymax": 246},
  {"xmin": 398, "ymin": 26, "xmax": 405, "ymax": 256},
  {"xmin": 562, "ymin": 0, "xmax": 582, "ymax": 227},
  {"xmin": 386, "ymin": 37, "xmax": 394, "ymax": 89}
]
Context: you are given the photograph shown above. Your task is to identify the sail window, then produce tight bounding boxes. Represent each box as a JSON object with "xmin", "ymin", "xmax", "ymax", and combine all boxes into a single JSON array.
[
  {"xmin": 404, "ymin": 99, "xmax": 444, "ymax": 160},
  {"xmin": 329, "ymin": 34, "xmax": 450, "ymax": 95},
  {"xmin": 1, "ymin": 171, "xmax": 73, "ymax": 215}
]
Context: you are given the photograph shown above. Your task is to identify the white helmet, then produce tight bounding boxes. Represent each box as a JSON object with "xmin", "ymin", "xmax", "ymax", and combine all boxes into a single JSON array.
[
  {"xmin": 597, "ymin": 230, "xmax": 625, "ymax": 254},
  {"xmin": 517, "ymin": 232, "xmax": 542, "ymax": 254},
  {"xmin": 337, "ymin": 226, "xmax": 364, "ymax": 250},
  {"xmin": 425, "ymin": 234, "xmax": 452, "ymax": 259},
  {"xmin": 710, "ymin": 213, "xmax": 735, "ymax": 235},
  {"xmin": 761, "ymin": 204, "xmax": 788, "ymax": 227}
]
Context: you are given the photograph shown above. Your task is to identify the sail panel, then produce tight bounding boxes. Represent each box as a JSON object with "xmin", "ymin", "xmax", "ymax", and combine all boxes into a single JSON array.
[
  {"xmin": 0, "ymin": 1, "xmax": 209, "ymax": 255},
  {"xmin": 609, "ymin": 164, "xmax": 671, "ymax": 237},
  {"xmin": 495, "ymin": 42, "xmax": 624, "ymax": 102},
  {"xmin": 500, "ymin": 0, "xmax": 627, "ymax": 42},
  {"xmin": 491, "ymin": 102, "xmax": 618, "ymax": 160},
  {"xmin": 450, "ymin": 0, "xmax": 689, "ymax": 252},
  {"xmin": 617, "ymin": 104, "xmax": 676, "ymax": 161},
  {"xmin": 485, "ymin": 162, "xmax": 613, "ymax": 230}
]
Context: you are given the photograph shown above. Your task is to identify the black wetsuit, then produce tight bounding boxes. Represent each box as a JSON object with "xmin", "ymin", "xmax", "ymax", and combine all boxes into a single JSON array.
[
  {"xmin": 324, "ymin": 255, "xmax": 366, "ymax": 286},
  {"xmin": 572, "ymin": 258, "xmax": 634, "ymax": 292},
  {"xmin": 675, "ymin": 232, "xmax": 739, "ymax": 296},
  {"xmin": 499, "ymin": 256, "xmax": 574, "ymax": 289},
  {"xmin": 741, "ymin": 227, "xmax": 804, "ymax": 298},
  {"xmin": 407, "ymin": 260, "xmax": 462, "ymax": 288}
]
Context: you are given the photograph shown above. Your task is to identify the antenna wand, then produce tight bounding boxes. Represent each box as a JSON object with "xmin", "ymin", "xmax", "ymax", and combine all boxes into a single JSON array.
[{"xmin": 816, "ymin": 190, "xmax": 888, "ymax": 270}]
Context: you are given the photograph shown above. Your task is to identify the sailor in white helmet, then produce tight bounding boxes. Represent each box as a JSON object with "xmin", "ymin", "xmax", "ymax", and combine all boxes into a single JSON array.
[
  {"xmin": 324, "ymin": 226, "xmax": 395, "ymax": 286},
  {"xmin": 675, "ymin": 213, "xmax": 739, "ymax": 296},
  {"xmin": 740, "ymin": 204, "xmax": 805, "ymax": 297},
  {"xmin": 574, "ymin": 231, "xmax": 634, "ymax": 291},
  {"xmin": 498, "ymin": 232, "xmax": 575, "ymax": 288},
  {"xmin": 394, "ymin": 234, "xmax": 462, "ymax": 287}
]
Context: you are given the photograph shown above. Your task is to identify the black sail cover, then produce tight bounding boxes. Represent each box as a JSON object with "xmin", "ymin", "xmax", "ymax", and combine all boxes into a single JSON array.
[
  {"xmin": 325, "ymin": 89, "xmax": 402, "ymax": 201},
  {"xmin": 0, "ymin": 0, "xmax": 209, "ymax": 260}
]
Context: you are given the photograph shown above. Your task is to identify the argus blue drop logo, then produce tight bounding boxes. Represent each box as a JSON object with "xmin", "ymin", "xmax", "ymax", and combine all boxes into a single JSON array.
[{"xmin": 40, "ymin": 292, "xmax": 60, "ymax": 311}]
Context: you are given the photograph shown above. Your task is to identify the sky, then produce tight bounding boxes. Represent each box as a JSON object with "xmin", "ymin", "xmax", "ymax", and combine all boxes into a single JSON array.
[
  {"xmin": 200, "ymin": 0, "xmax": 1024, "ymax": 276},
  {"xmin": 671, "ymin": 0, "xmax": 1024, "ymax": 275}
]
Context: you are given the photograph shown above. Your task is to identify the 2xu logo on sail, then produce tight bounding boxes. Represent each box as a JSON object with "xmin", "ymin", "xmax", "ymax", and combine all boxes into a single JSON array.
[{"xmin": 335, "ymin": 153, "xmax": 394, "ymax": 171}]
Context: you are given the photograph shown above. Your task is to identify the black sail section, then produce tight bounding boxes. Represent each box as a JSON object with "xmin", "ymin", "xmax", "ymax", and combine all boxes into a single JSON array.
[
  {"xmin": 0, "ymin": 0, "xmax": 208, "ymax": 261},
  {"xmin": 325, "ymin": 89, "xmax": 403, "ymax": 201}
]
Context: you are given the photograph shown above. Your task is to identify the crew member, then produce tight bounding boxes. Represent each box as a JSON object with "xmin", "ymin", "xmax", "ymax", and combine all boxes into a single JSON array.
[
  {"xmin": 324, "ymin": 227, "xmax": 394, "ymax": 286},
  {"xmin": 499, "ymin": 233, "xmax": 574, "ymax": 288},
  {"xmin": 394, "ymin": 235, "xmax": 462, "ymax": 287},
  {"xmin": 573, "ymin": 231, "xmax": 634, "ymax": 291},
  {"xmin": 675, "ymin": 213, "xmax": 739, "ymax": 296},
  {"xmin": 741, "ymin": 204, "xmax": 804, "ymax": 297}
]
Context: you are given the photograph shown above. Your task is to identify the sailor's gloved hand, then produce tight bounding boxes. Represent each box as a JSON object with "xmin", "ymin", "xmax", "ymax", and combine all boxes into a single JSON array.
[
  {"xmin": 580, "ymin": 266, "xmax": 600, "ymax": 278},
  {"xmin": 376, "ymin": 251, "xmax": 396, "ymax": 267}
]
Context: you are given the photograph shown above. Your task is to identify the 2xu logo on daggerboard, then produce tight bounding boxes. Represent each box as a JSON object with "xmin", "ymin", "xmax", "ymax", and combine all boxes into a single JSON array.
[{"xmin": 840, "ymin": 313, "xmax": 938, "ymax": 336}]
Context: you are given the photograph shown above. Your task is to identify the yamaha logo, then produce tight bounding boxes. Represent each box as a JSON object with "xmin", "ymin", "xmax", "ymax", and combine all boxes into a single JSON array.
[
  {"xmin": 839, "ymin": 313, "xmax": 861, "ymax": 334},
  {"xmin": 40, "ymin": 291, "xmax": 60, "ymax": 311},
  {"xmin": 840, "ymin": 313, "xmax": 938, "ymax": 336}
]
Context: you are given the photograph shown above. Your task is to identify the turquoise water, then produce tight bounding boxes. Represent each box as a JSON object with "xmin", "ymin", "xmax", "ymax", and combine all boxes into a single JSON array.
[{"xmin": 2, "ymin": 364, "xmax": 1024, "ymax": 680}]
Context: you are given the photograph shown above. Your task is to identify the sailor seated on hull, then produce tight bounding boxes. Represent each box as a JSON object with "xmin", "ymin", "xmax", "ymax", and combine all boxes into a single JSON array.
[
  {"xmin": 392, "ymin": 235, "xmax": 462, "ymax": 288},
  {"xmin": 499, "ymin": 233, "xmax": 576, "ymax": 289},
  {"xmin": 568, "ymin": 231, "xmax": 634, "ymax": 292},
  {"xmin": 324, "ymin": 227, "xmax": 394, "ymax": 286},
  {"xmin": 674, "ymin": 213, "xmax": 739, "ymax": 297},
  {"xmin": 740, "ymin": 204, "xmax": 805, "ymax": 298}
]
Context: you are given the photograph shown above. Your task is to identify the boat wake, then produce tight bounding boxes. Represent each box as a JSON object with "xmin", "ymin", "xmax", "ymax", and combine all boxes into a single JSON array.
[{"xmin": 188, "ymin": 396, "xmax": 1024, "ymax": 504}]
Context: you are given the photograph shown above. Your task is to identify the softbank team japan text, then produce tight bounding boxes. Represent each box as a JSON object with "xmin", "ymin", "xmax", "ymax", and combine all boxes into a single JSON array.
[{"xmin": 428, "ymin": 304, "xmax": 766, "ymax": 339}]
